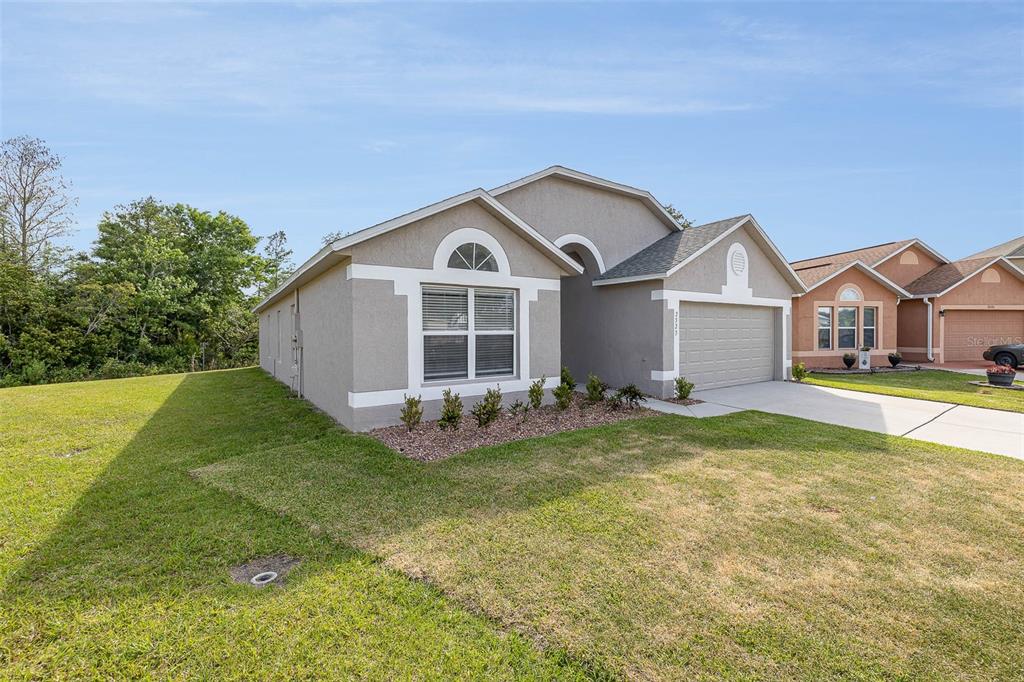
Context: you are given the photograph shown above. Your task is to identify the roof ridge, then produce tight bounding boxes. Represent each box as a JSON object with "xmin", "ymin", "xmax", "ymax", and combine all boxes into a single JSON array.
[{"xmin": 790, "ymin": 239, "xmax": 913, "ymax": 266}]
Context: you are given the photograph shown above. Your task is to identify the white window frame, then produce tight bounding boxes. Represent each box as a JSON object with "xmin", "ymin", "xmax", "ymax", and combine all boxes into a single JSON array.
[
  {"xmin": 863, "ymin": 306, "xmax": 877, "ymax": 349},
  {"xmin": 837, "ymin": 306, "xmax": 858, "ymax": 349},
  {"xmin": 421, "ymin": 285, "xmax": 516, "ymax": 383},
  {"xmin": 817, "ymin": 306, "xmax": 832, "ymax": 350}
]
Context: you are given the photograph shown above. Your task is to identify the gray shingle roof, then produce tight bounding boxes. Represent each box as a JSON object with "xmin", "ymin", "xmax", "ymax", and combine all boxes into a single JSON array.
[
  {"xmin": 595, "ymin": 215, "xmax": 748, "ymax": 281},
  {"xmin": 904, "ymin": 257, "xmax": 994, "ymax": 295}
]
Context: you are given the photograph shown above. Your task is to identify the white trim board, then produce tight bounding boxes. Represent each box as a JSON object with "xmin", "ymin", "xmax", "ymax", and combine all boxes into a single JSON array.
[
  {"xmin": 904, "ymin": 257, "xmax": 1024, "ymax": 299},
  {"xmin": 795, "ymin": 260, "xmax": 911, "ymax": 298},
  {"xmin": 346, "ymin": 262, "xmax": 560, "ymax": 407},
  {"xmin": 350, "ymin": 376, "xmax": 560, "ymax": 409},
  {"xmin": 254, "ymin": 188, "xmax": 581, "ymax": 313},
  {"xmin": 592, "ymin": 214, "xmax": 807, "ymax": 293},
  {"xmin": 649, "ymin": 288, "xmax": 792, "ymax": 382},
  {"xmin": 872, "ymin": 239, "xmax": 949, "ymax": 267},
  {"xmin": 554, "ymin": 233, "xmax": 606, "ymax": 273},
  {"xmin": 490, "ymin": 165, "xmax": 682, "ymax": 231}
]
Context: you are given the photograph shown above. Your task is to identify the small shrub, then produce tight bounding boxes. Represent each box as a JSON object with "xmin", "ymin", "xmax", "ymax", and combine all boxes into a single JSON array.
[
  {"xmin": 20, "ymin": 359, "xmax": 48, "ymax": 385},
  {"xmin": 400, "ymin": 394, "xmax": 423, "ymax": 431},
  {"xmin": 674, "ymin": 376, "xmax": 694, "ymax": 400},
  {"xmin": 860, "ymin": 345, "xmax": 871, "ymax": 352},
  {"xmin": 791, "ymin": 362, "xmax": 808, "ymax": 382},
  {"xmin": 842, "ymin": 353, "xmax": 856, "ymax": 369},
  {"xmin": 560, "ymin": 365, "xmax": 576, "ymax": 391},
  {"xmin": 585, "ymin": 373, "xmax": 608, "ymax": 403},
  {"xmin": 470, "ymin": 386, "xmax": 503, "ymax": 428},
  {"xmin": 508, "ymin": 399, "xmax": 528, "ymax": 423},
  {"xmin": 528, "ymin": 375, "xmax": 545, "ymax": 411},
  {"xmin": 606, "ymin": 393, "xmax": 623, "ymax": 410},
  {"xmin": 887, "ymin": 352, "xmax": 902, "ymax": 368},
  {"xmin": 552, "ymin": 381, "xmax": 574, "ymax": 410},
  {"xmin": 613, "ymin": 384, "xmax": 646, "ymax": 409},
  {"xmin": 438, "ymin": 388, "xmax": 463, "ymax": 431}
]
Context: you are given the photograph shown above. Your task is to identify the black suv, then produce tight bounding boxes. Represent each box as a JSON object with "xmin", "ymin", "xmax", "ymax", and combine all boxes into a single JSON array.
[{"xmin": 983, "ymin": 343, "xmax": 1023, "ymax": 369}]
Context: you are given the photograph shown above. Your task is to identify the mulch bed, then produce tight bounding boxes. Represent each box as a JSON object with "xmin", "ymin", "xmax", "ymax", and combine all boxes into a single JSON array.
[{"xmin": 370, "ymin": 395, "xmax": 656, "ymax": 462}]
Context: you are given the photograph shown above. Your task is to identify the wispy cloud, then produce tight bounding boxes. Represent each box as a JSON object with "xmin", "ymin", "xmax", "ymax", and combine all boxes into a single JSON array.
[{"xmin": 4, "ymin": 2, "xmax": 1021, "ymax": 118}]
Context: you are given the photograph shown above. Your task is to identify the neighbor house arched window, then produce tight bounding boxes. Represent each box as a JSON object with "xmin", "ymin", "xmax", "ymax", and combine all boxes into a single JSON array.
[{"xmin": 448, "ymin": 243, "xmax": 498, "ymax": 271}]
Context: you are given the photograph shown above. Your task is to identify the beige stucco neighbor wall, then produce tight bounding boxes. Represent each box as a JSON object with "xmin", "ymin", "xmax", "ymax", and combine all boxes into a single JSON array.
[
  {"xmin": 874, "ymin": 245, "xmax": 942, "ymax": 288},
  {"xmin": 663, "ymin": 225, "xmax": 793, "ymax": 299},
  {"xmin": 792, "ymin": 267, "xmax": 898, "ymax": 369},
  {"xmin": 495, "ymin": 176, "xmax": 672, "ymax": 269},
  {"xmin": 351, "ymin": 200, "xmax": 563, "ymax": 279}
]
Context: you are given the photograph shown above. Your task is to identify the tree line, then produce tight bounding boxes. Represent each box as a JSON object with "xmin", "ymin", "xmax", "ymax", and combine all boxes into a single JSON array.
[{"xmin": 0, "ymin": 136, "xmax": 295, "ymax": 387}]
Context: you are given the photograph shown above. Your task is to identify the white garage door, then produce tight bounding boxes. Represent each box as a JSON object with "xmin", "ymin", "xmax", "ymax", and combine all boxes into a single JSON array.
[{"xmin": 679, "ymin": 302, "xmax": 775, "ymax": 390}]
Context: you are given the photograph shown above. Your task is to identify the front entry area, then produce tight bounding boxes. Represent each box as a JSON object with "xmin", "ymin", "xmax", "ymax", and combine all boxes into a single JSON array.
[{"xmin": 679, "ymin": 302, "xmax": 775, "ymax": 389}]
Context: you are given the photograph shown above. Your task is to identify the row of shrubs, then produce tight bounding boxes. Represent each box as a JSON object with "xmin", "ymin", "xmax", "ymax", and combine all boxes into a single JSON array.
[
  {"xmin": 0, "ymin": 358, "xmax": 201, "ymax": 388},
  {"xmin": 399, "ymin": 366, "xmax": 670, "ymax": 432}
]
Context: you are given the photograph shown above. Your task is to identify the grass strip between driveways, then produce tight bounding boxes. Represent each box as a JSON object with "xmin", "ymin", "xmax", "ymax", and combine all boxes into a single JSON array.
[{"xmin": 805, "ymin": 369, "xmax": 1024, "ymax": 413}]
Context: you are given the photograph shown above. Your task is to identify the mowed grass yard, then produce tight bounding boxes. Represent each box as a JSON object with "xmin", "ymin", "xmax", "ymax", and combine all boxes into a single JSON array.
[
  {"xmin": 805, "ymin": 369, "xmax": 1024, "ymax": 413},
  {"xmin": 3, "ymin": 369, "xmax": 1024, "ymax": 679}
]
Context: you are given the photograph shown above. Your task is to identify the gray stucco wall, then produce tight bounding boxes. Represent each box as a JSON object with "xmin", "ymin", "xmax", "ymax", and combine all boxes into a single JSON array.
[
  {"xmin": 258, "ymin": 299, "xmax": 293, "ymax": 385},
  {"xmin": 295, "ymin": 262, "xmax": 354, "ymax": 426},
  {"xmin": 560, "ymin": 247, "xmax": 665, "ymax": 396},
  {"xmin": 350, "ymin": 278, "xmax": 408, "ymax": 393},
  {"xmin": 495, "ymin": 176, "xmax": 673, "ymax": 269},
  {"xmin": 351, "ymin": 200, "xmax": 564, "ymax": 279},
  {"xmin": 664, "ymin": 224, "xmax": 794, "ymax": 299},
  {"xmin": 530, "ymin": 289, "xmax": 561, "ymax": 381}
]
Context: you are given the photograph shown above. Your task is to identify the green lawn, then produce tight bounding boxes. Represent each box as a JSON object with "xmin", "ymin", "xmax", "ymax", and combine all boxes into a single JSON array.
[
  {"xmin": 0, "ymin": 370, "xmax": 586, "ymax": 680},
  {"xmin": 3, "ymin": 370, "xmax": 1024, "ymax": 680},
  {"xmin": 804, "ymin": 369, "xmax": 1024, "ymax": 413}
]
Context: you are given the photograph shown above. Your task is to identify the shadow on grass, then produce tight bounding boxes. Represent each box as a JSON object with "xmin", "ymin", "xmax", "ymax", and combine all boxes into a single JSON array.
[
  {"xmin": 3, "ymin": 369, "xmax": 343, "ymax": 601},
  {"xmin": 5, "ymin": 366, "xmax": 902, "ymax": 603}
]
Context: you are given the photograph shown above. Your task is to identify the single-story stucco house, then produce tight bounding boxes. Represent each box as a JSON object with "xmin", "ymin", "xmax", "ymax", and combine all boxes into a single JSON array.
[
  {"xmin": 255, "ymin": 166, "xmax": 806, "ymax": 430},
  {"xmin": 790, "ymin": 237, "xmax": 1024, "ymax": 367}
]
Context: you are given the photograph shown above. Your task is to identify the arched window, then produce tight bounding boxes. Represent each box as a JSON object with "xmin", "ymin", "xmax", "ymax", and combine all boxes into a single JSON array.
[
  {"xmin": 448, "ymin": 243, "xmax": 498, "ymax": 271},
  {"xmin": 839, "ymin": 286, "xmax": 862, "ymax": 301}
]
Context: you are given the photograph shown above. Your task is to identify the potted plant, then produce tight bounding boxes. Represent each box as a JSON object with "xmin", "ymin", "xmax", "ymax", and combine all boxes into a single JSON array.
[
  {"xmin": 842, "ymin": 352, "xmax": 856, "ymax": 369},
  {"xmin": 986, "ymin": 364, "xmax": 1016, "ymax": 387},
  {"xmin": 887, "ymin": 351, "xmax": 902, "ymax": 368}
]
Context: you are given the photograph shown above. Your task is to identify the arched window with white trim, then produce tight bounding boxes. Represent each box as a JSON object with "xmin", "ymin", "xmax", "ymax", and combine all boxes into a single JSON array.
[{"xmin": 447, "ymin": 243, "xmax": 498, "ymax": 271}]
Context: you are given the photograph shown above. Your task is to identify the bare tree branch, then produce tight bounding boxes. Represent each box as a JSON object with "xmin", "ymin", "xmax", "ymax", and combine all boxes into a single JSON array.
[{"xmin": 0, "ymin": 136, "xmax": 77, "ymax": 270}]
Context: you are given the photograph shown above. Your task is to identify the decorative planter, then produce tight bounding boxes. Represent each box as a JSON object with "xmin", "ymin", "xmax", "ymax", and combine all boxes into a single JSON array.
[
  {"xmin": 842, "ymin": 354, "xmax": 856, "ymax": 369},
  {"xmin": 858, "ymin": 350, "xmax": 871, "ymax": 370},
  {"xmin": 888, "ymin": 353, "xmax": 902, "ymax": 368},
  {"xmin": 987, "ymin": 371, "xmax": 1015, "ymax": 387}
]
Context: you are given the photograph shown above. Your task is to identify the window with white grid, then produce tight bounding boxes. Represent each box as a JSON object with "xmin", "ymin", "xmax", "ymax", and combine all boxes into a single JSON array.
[{"xmin": 422, "ymin": 285, "xmax": 515, "ymax": 381}]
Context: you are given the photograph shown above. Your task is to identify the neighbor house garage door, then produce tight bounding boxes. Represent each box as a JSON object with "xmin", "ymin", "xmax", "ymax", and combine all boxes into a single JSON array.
[
  {"xmin": 943, "ymin": 310, "xmax": 1024, "ymax": 362},
  {"xmin": 679, "ymin": 302, "xmax": 774, "ymax": 390}
]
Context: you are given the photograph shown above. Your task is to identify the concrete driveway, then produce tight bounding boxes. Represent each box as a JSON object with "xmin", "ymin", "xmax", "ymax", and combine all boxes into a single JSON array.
[{"xmin": 689, "ymin": 381, "xmax": 1024, "ymax": 460}]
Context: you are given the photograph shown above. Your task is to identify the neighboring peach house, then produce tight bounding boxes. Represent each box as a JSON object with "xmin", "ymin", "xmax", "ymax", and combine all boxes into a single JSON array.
[
  {"xmin": 899, "ymin": 256, "xmax": 1024, "ymax": 363},
  {"xmin": 790, "ymin": 238, "xmax": 1024, "ymax": 367}
]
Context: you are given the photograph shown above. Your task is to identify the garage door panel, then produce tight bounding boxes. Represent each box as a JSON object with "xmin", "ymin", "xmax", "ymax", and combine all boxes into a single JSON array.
[
  {"xmin": 679, "ymin": 302, "xmax": 774, "ymax": 390},
  {"xmin": 944, "ymin": 310, "xmax": 1024, "ymax": 362}
]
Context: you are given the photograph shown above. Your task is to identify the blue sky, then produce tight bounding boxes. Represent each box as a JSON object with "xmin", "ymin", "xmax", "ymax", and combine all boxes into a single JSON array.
[{"xmin": 2, "ymin": 1, "xmax": 1022, "ymax": 265}]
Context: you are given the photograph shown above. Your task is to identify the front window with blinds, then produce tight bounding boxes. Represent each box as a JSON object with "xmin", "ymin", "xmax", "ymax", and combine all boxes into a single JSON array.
[{"xmin": 422, "ymin": 286, "xmax": 515, "ymax": 381}]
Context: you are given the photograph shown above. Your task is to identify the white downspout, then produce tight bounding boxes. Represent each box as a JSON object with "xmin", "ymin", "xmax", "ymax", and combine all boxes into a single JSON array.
[{"xmin": 923, "ymin": 297, "xmax": 934, "ymax": 362}]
